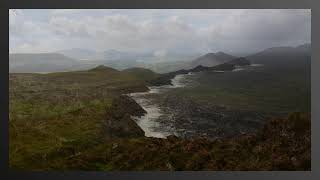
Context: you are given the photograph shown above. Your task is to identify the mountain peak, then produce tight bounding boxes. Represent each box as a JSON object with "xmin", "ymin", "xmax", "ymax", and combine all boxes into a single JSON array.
[{"xmin": 191, "ymin": 52, "xmax": 235, "ymax": 68}]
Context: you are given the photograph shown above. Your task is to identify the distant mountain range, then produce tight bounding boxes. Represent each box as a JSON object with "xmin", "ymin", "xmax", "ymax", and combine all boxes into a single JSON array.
[
  {"xmin": 9, "ymin": 43, "xmax": 311, "ymax": 73},
  {"xmin": 56, "ymin": 48, "xmax": 141, "ymax": 61},
  {"xmin": 9, "ymin": 53, "xmax": 80, "ymax": 73}
]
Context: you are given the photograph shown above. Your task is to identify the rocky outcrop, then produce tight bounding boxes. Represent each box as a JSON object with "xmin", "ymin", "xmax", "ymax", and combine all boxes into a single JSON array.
[{"xmin": 104, "ymin": 95, "xmax": 146, "ymax": 138}]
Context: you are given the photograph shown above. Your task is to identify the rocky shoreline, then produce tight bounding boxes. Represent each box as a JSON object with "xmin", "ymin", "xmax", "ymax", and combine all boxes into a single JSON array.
[
  {"xmin": 148, "ymin": 57, "xmax": 250, "ymax": 86},
  {"xmin": 103, "ymin": 57, "xmax": 260, "ymax": 140},
  {"xmin": 117, "ymin": 57, "xmax": 268, "ymax": 140}
]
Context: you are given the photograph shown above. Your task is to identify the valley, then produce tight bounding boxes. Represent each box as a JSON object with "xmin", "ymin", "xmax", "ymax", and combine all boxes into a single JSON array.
[{"xmin": 9, "ymin": 44, "xmax": 311, "ymax": 170}]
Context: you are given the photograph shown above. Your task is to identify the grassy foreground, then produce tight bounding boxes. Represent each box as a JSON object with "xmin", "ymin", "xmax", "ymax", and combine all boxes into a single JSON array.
[{"xmin": 9, "ymin": 66, "xmax": 151, "ymax": 169}]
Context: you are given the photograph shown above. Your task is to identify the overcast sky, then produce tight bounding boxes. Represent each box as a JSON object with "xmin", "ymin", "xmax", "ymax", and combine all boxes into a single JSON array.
[{"xmin": 9, "ymin": 9, "xmax": 311, "ymax": 56}]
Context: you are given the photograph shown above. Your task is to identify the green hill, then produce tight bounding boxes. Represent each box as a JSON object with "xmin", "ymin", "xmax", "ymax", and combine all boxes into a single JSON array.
[{"xmin": 9, "ymin": 65, "xmax": 150, "ymax": 170}]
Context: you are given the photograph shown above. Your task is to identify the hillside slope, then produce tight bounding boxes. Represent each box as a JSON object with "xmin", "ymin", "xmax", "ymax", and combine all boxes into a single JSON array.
[
  {"xmin": 246, "ymin": 44, "xmax": 311, "ymax": 68},
  {"xmin": 122, "ymin": 67, "xmax": 160, "ymax": 81}
]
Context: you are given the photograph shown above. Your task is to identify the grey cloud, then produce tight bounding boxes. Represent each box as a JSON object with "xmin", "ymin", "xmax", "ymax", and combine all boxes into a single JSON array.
[{"xmin": 9, "ymin": 9, "xmax": 311, "ymax": 55}]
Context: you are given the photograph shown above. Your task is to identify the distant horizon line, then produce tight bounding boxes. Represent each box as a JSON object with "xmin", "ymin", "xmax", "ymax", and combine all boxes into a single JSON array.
[{"xmin": 9, "ymin": 42, "xmax": 311, "ymax": 57}]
